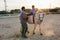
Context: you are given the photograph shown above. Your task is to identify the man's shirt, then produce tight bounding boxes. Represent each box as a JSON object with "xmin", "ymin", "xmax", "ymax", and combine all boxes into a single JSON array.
[{"xmin": 20, "ymin": 11, "xmax": 27, "ymax": 23}]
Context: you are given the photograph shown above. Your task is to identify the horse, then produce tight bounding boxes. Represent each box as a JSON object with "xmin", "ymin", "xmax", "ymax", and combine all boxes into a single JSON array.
[{"xmin": 27, "ymin": 10, "xmax": 44, "ymax": 35}]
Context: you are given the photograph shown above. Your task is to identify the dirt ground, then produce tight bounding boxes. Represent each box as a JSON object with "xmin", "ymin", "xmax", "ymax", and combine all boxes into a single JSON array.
[{"xmin": 0, "ymin": 14, "xmax": 60, "ymax": 40}]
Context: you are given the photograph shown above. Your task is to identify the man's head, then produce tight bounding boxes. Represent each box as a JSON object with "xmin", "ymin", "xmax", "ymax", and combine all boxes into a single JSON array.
[
  {"xmin": 21, "ymin": 6, "xmax": 25, "ymax": 11},
  {"xmin": 32, "ymin": 5, "xmax": 35, "ymax": 9}
]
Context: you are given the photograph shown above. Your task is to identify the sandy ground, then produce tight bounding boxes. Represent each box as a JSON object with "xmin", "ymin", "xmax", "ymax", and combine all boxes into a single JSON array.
[{"xmin": 0, "ymin": 14, "xmax": 60, "ymax": 40}]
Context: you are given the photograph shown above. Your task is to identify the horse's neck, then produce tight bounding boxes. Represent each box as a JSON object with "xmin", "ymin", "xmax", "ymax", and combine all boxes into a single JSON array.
[
  {"xmin": 35, "ymin": 14, "xmax": 39, "ymax": 17},
  {"xmin": 35, "ymin": 14, "xmax": 40, "ymax": 19}
]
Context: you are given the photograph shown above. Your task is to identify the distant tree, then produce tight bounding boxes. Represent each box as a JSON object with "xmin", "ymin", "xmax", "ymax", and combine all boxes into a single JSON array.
[
  {"xmin": 0, "ymin": 11, "xmax": 10, "ymax": 14},
  {"xmin": 49, "ymin": 7, "xmax": 60, "ymax": 12},
  {"xmin": 15, "ymin": 9, "xmax": 20, "ymax": 13},
  {"xmin": 10, "ymin": 9, "xmax": 20, "ymax": 14},
  {"xmin": 10, "ymin": 10, "xmax": 14, "ymax": 14},
  {"xmin": 49, "ymin": 9, "xmax": 57, "ymax": 12}
]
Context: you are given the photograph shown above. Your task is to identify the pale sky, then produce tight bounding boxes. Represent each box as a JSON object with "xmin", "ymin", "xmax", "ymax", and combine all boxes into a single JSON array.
[{"xmin": 0, "ymin": 0, "xmax": 60, "ymax": 11}]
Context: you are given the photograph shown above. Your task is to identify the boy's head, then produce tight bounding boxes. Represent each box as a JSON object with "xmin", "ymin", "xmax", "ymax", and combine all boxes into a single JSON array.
[
  {"xmin": 32, "ymin": 5, "xmax": 35, "ymax": 9},
  {"xmin": 21, "ymin": 6, "xmax": 25, "ymax": 11}
]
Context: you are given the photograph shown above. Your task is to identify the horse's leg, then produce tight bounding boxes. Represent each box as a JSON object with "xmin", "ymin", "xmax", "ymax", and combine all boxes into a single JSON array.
[
  {"xmin": 39, "ymin": 22, "xmax": 43, "ymax": 35},
  {"xmin": 33, "ymin": 23, "xmax": 37, "ymax": 35},
  {"xmin": 33, "ymin": 17, "xmax": 36, "ymax": 35}
]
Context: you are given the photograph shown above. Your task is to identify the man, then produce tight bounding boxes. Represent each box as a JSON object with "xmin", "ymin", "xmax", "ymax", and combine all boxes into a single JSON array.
[{"xmin": 20, "ymin": 6, "xmax": 28, "ymax": 38}]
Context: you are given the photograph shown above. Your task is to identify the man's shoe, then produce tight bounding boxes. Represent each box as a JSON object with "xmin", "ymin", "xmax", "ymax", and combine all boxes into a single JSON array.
[{"xmin": 22, "ymin": 36, "xmax": 28, "ymax": 38}]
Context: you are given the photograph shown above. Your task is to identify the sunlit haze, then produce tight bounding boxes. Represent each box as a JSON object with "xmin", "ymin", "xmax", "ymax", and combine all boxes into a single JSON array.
[{"xmin": 0, "ymin": 0, "xmax": 60, "ymax": 11}]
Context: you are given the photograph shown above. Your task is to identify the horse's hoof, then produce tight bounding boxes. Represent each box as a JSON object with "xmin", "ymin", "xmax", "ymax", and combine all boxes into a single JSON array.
[
  {"xmin": 27, "ymin": 31, "xmax": 29, "ymax": 33},
  {"xmin": 33, "ymin": 32, "xmax": 35, "ymax": 35},
  {"xmin": 40, "ymin": 33, "xmax": 43, "ymax": 35}
]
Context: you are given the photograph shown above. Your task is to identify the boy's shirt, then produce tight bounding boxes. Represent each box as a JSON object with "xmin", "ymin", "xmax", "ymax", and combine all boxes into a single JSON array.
[{"xmin": 30, "ymin": 9, "xmax": 35, "ymax": 16}]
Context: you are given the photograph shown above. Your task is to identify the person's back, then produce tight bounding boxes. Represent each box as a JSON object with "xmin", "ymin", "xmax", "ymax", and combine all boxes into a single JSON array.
[
  {"xmin": 39, "ymin": 10, "xmax": 44, "ymax": 21},
  {"xmin": 39, "ymin": 10, "xmax": 44, "ymax": 17}
]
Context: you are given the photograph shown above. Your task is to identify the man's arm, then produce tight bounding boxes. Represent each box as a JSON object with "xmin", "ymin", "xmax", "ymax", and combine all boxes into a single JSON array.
[
  {"xmin": 27, "ymin": 13, "xmax": 32, "ymax": 16},
  {"xmin": 26, "ymin": 11, "xmax": 34, "ymax": 16}
]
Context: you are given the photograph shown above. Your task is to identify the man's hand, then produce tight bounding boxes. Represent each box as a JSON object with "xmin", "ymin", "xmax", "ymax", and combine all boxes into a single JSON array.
[{"xmin": 27, "ymin": 13, "xmax": 32, "ymax": 16}]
